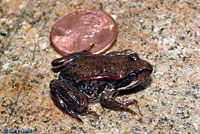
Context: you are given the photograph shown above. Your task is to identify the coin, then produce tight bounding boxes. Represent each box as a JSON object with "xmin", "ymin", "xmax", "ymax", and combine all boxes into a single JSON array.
[{"xmin": 50, "ymin": 9, "xmax": 118, "ymax": 55}]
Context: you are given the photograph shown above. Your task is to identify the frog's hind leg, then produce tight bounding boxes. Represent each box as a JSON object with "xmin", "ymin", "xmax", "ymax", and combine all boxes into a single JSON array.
[
  {"xmin": 100, "ymin": 91, "xmax": 142, "ymax": 120},
  {"xmin": 50, "ymin": 79, "xmax": 93, "ymax": 123},
  {"xmin": 50, "ymin": 91, "xmax": 83, "ymax": 123},
  {"xmin": 51, "ymin": 44, "xmax": 94, "ymax": 72},
  {"xmin": 50, "ymin": 80, "xmax": 85, "ymax": 122}
]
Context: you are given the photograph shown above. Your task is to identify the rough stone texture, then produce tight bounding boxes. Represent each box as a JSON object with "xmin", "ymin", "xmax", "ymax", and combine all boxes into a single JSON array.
[{"xmin": 0, "ymin": 0, "xmax": 199, "ymax": 133}]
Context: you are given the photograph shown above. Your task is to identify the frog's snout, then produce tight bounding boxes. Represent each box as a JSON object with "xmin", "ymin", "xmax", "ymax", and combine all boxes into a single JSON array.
[
  {"xmin": 144, "ymin": 61, "xmax": 153, "ymax": 73},
  {"xmin": 139, "ymin": 60, "xmax": 153, "ymax": 75}
]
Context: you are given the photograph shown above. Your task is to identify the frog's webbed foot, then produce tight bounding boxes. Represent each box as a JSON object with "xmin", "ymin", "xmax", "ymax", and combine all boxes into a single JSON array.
[
  {"xmin": 50, "ymin": 79, "xmax": 95, "ymax": 123},
  {"xmin": 100, "ymin": 91, "xmax": 142, "ymax": 120},
  {"xmin": 51, "ymin": 44, "xmax": 94, "ymax": 72}
]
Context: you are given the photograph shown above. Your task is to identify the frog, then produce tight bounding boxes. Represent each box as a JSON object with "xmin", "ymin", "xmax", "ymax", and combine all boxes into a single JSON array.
[{"xmin": 49, "ymin": 44, "xmax": 153, "ymax": 123}]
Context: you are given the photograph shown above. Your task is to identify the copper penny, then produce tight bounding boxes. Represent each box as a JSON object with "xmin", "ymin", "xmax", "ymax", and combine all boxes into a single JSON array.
[{"xmin": 50, "ymin": 9, "xmax": 118, "ymax": 55}]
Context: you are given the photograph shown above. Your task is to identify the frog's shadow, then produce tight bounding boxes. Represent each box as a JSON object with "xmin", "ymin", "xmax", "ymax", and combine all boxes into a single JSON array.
[{"xmin": 118, "ymin": 77, "xmax": 153, "ymax": 96}]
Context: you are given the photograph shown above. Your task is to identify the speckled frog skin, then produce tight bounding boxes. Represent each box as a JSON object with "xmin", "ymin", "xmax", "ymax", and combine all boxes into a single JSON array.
[{"xmin": 50, "ymin": 45, "xmax": 153, "ymax": 123}]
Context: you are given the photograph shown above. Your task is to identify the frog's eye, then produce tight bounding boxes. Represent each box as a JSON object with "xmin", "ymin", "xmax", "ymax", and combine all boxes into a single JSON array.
[
  {"xmin": 142, "ymin": 69, "xmax": 148, "ymax": 72},
  {"xmin": 129, "ymin": 53, "xmax": 139, "ymax": 61},
  {"xmin": 128, "ymin": 72, "xmax": 137, "ymax": 80},
  {"xmin": 129, "ymin": 72, "xmax": 136, "ymax": 76}
]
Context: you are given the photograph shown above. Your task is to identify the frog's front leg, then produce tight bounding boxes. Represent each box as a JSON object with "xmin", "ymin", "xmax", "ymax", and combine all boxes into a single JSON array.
[
  {"xmin": 50, "ymin": 79, "xmax": 98, "ymax": 123},
  {"xmin": 100, "ymin": 91, "xmax": 142, "ymax": 118}
]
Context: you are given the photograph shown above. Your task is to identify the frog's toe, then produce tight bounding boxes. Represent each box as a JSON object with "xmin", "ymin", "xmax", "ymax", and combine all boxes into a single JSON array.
[
  {"xmin": 51, "ymin": 57, "xmax": 70, "ymax": 72},
  {"xmin": 123, "ymin": 99, "xmax": 138, "ymax": 106},
  {"xmin": 87, "ymin": 111, "xmax": 99, "ymax": 119},
  {"xmin": 122, "ymin": 99, "xmax": 143, "ymax": 117}
]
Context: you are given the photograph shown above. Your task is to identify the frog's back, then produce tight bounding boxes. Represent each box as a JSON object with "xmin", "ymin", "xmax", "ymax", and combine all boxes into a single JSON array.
[{"xmin": 61, "ymin": 54, "xmax": 130, "ymax": 81}]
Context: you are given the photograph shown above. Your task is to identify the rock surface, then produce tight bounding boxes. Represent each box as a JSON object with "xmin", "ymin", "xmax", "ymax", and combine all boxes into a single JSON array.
[{"xmin": 0, "ymin": 0, "xmax": 199, "ymax": 133}]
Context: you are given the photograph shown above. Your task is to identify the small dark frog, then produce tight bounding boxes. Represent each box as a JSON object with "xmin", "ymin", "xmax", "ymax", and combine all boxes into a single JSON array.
[{"xmin": 50, "ymin": 45, "xmax": 153, "ymax": 123}]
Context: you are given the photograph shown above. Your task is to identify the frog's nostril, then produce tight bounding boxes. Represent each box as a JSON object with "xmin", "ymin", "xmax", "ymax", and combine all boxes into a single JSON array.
[
  {"xmin": 139, "ymin": 61, "xmax": 153, "ymax": 75},
  {"xmin": 145, "ymin": 62, "xmax": 153, "ymax": 72}
]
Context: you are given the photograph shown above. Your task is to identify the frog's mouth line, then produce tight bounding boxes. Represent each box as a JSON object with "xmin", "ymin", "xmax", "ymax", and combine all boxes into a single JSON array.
[
  {"xmin": 137, "ymin": 69, "xmax": 152, "ymax": 82},
  {"xmin": 118, "ymin": 69, "xmax": 152, "ymax": 90}
]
